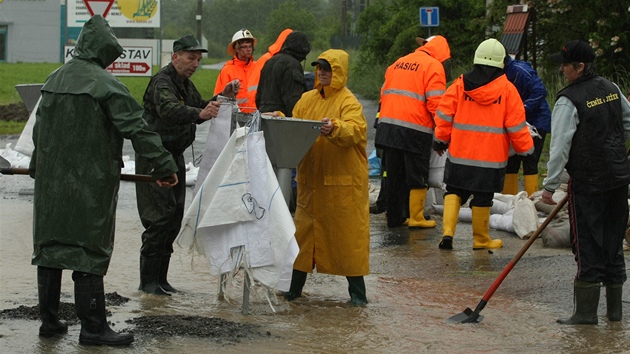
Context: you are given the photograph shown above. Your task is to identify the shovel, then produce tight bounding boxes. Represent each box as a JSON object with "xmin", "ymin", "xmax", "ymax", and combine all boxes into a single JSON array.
[
  {"xmin": 0, "ymin": 155, "xmax": 154, "ymax": 183},
  {"xmin": 448, "ymin": 194, "xmax": 569, "ymax": 323}
]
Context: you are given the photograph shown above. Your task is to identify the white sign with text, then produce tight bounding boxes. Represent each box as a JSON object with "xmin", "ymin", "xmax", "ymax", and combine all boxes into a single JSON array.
[{"xmin": 64, "ymin": 46, "xmax": 153, "ymax": 77}]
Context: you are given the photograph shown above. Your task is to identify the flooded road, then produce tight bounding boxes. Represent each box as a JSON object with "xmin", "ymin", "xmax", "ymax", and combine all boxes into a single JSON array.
[{"xmin": 1, "ymin": 98, "xmax": 629, "ymax": 353}]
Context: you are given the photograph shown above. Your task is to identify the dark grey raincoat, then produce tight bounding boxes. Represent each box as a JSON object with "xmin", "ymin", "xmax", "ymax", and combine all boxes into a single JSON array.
[{"xmin": 30, "ymin": 15, "xmax": 177, "ymax": 276}]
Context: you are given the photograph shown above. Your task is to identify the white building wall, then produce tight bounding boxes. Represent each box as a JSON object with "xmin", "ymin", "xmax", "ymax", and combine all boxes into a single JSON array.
[{"xmin": 0, "ymin": 0, "xmax": 61, "ymax": 63}]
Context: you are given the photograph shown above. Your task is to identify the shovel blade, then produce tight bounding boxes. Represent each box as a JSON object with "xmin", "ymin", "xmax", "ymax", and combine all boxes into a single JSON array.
[{"xmin": 447, "ymin": 308, "xmax": 483, "ymax": 323}]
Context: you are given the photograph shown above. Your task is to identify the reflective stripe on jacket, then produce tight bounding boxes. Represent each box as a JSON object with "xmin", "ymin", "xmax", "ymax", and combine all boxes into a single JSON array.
[
  {"xmin": 379, "ymin": 47, "xmax": 446, "ymax": 136},
  {"xmin": 435, "ymin": 74, "xmax": 534, "ymax": 169}
]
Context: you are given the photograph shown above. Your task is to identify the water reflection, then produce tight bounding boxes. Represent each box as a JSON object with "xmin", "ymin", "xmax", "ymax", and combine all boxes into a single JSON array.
[{"xmin": 2, "ymin": 190, "xmax": 629, "ymax": 353}]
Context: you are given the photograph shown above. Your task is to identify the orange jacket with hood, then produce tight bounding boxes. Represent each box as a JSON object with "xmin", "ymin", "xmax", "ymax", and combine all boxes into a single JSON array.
[{"xmin": 247, "ymin": 29, "xmax": 293, "ymax": 108}]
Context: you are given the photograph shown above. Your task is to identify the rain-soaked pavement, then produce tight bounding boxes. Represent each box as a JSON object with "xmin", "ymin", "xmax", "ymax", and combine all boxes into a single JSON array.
[{"xmin": 1, "ymin": 97, "xmax": 629, "ymax": 353}]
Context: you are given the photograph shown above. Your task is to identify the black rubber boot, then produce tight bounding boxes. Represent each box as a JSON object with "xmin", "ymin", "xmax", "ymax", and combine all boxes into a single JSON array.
[
  {"xmin": 606, "ymin": 283, "xmax": 623, "ymax": 321},
  {"xmin": 284, "ymin": 269, "xmax": 307, "ymax": 301},
  {"xmin": 139, "ymin": 255, "xmax": 169, "ymax": 296},
  {"xmin": 37, "ymin": 266, "xmax": 68, "ymax": 337},
  {"xmin": 557, "ymin": 280, "xmax": 600, "ymax": 325},
  {"xmin": 158, "ymin": 255, "xmax": 178, "ymax": 293},
  {"xmin": 347, "ymin": 276, "xmax": 368, "ymax": 306},
  {"xmin": 73, "ymin": 272, "xmax": 134, "ymax": 346},
  {"xmin": 438, "ymin": 236, "xmax": 453, "ymax": 250}
]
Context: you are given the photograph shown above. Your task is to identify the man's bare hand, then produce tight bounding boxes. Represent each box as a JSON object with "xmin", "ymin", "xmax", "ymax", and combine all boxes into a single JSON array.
[
  {"xmin": 222, "ymin": 79, "xmax": 241, "ymax": 98},
  {"xmin": 320, "ymin": 118, "xmax": 334, "ymax": 136},
  {"xmin": 541, "ymin": 189, "xmax": 556, "ymax": 205},
  {"xmin": 156, "ymin": 173, "xmax": 178, "ymax": 188},
  {"xmin": 199, "ymin": 101, "xmax": 221, "ymax": 120}
]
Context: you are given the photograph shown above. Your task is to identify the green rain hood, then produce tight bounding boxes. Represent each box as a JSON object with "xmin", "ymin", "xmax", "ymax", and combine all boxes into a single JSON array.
[{"xmin": 30, "ymin": 15, "xmax": 177, "ymax": 275}]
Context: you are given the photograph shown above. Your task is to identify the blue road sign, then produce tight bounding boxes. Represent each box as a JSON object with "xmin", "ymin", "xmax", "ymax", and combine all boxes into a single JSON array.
[{"xmin": 419, "ymin": 7, "xmax": 440, "ymax": 27}]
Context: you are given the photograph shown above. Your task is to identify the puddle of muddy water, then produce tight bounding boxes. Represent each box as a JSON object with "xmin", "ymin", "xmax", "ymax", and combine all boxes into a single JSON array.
[{"xmin": 1, "ymin": 178, "xmax": 629, "ymax": 354}]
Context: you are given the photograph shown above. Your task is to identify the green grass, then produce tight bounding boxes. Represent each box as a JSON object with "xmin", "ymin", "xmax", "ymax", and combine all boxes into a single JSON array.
[
  {"xmin": 0, "ymin": 62, "xmax": 220, "ymax": 105},
  {"xmin": 0, "ymin": 120, "xmax": 28, "ymax": 135},
  {"xmin": 0, "ymin": 62, "xmax": 222, "ymax": 134}
]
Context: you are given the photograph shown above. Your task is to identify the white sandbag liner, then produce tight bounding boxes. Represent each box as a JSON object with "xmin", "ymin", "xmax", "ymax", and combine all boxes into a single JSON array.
[
  {"xmin": 193, "ymin": 100, "xmax": 235, "ymax": 196},
  {"xmin": 176, "ymin": 126, "xmax": 298, "ymax": 294}
]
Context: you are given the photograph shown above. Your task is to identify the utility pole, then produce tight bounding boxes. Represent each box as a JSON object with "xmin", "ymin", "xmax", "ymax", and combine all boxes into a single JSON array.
[{"xmin": 196, "ymin": 0, "xmax": 203, "ymax": 42}]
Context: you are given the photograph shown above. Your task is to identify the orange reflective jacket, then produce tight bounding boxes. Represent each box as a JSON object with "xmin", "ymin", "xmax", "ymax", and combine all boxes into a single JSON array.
[
  {"xmin": 379, "ymin": 46, "xmax": 446, "ymax": 135},
  {"xmin": 248, "ymin": 29, "xmax": 293, "ymax": 109},
  {"xmin": 435, "ymin": 74, "xmax": 534, "ymax": 168},
  {"xmin": 213, "ymin": 57, "xmax": 256, "ymax": 112},
  {"xmin": 420, "ymin": 35, "xmax": 451, "ymax": 64}
]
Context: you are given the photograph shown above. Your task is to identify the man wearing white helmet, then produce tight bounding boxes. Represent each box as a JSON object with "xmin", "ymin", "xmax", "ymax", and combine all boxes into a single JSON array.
[
  {"xmin": 433, "ymin": 38, "xmax": 534, "ymax": 250},
  {"xmin": 213, "ymin": 28, "xmax": 257, "ymax": 112}
]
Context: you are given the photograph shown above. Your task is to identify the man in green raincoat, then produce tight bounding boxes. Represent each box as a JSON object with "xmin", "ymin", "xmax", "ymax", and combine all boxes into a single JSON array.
[
  {"xmin": 286, "ymin": 49, "xmax": 370, "ymax": 305},
  {"xmin": 30, "ymin": 15, "xmax": 178, "ymax": 346},
  {"xmin": 135, "ymin": 35, "xmax": 239, "ymax": 296}
]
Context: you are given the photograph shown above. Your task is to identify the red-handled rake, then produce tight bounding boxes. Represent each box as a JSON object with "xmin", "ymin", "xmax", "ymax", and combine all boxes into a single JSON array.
[{"xmin": 448, "ymin": 194, "xmax": 569, "ymax": 323}]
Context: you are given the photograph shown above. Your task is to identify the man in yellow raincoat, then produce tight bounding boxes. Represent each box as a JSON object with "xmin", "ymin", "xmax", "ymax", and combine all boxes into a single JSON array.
[{"xmin": 286, "ymin": 49, "xmax": 370, "ymax": 305}]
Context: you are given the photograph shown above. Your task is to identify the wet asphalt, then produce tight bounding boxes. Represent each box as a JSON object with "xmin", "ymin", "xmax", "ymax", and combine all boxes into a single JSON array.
[{"xmin": 1, "ymin": 94, "xmax": 629, "ymax": 353}]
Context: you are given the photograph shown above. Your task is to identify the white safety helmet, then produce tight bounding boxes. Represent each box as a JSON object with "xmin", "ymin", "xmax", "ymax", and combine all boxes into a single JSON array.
[
  {"xmin": 227, "ymin": 28, "xmax": 257, "ymax": 56},
  {"xmin": 474, "ymin": 38, "xmax": 506, "ymax": 69}
]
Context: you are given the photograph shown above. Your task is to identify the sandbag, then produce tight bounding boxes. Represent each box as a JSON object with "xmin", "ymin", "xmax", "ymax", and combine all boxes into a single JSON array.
[
  {"xmin": 14, "ymin": 97, "xmax": 40, "ymax": 157},
  {"xmin": 540, "ymin": 212, "xmax": 571, "ymax": 248},
  {"xmin": 428, "ymin": 149, "xmax": 446, "ymax": 189},
  {"xmin": 512, "ymin": 197, "xmax": 539, "ymax": 239}
]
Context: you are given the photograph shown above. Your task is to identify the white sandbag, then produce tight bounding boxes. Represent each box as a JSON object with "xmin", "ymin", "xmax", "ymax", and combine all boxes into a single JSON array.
[
  {"xmin": 512, "ymin": 197, "xmax": 539, "ymax": 239},
  {"xmin": 0, "ymin": 144, "xmax": 31, "ymax": 168},
  {"xmin": 490, "ymin": 198, "xmax": 510, "ymax": 215},
  {"xmin": 457, "ymin": 207, "xmax": 472, "ymax": 222},
  {"xmin": 14, "ymin": 97, "xmax": 40, "ymax": 157},
  {"xmin": 492, "ymin": 191, "xmax": 528, "ymax": 214},
  {"xmin": 428, "ymin": 149, "xmax": 446, "ymax": 189},
  {"xmin": 489, "ymin": 210, "xmax": 515, "ymax": 233}
]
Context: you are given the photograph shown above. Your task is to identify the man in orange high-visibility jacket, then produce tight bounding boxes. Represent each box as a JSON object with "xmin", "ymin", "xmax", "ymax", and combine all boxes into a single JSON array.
[
  {"xmin": 433, "ymin": 38, "xmax": 534, "ymax": 250},
  {"xmin": 214, "ymin": 28, "xmax": 257, "ymax": 112},
  {"xmin": 375, "ymin": 35, "xmax": 449, "ymax": 229}
]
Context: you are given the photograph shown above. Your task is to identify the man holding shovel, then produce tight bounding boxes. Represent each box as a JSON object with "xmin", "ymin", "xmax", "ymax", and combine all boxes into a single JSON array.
[
  {"xmin": 542, "ymin": 39, "xmax": 630, "ymax": 325},
  {"xmin": 30, "ymin": 15, "xmax": 178, "ymax": 346}
]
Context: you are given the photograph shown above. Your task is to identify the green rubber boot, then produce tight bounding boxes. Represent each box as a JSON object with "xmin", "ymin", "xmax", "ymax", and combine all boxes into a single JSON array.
[
  {"xmin": 557, "ymin": 280, "xmax": 600, "ymax": 325},
  {"xmin": 606, "ymin": 283, "xmax": 623, "ymax": 321},
  {"xmin": 284, "ymin": 269, "xmax": 307, "ymax": 301},
  {"xmin": 347, "ymin": 276, "xmax": 368, "ymax": 306}
]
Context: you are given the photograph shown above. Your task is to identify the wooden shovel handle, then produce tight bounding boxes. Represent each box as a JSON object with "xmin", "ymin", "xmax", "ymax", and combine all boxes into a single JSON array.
[{"xmin": 1, "ymin": 167, "xmax": 155, "ymax": 183}]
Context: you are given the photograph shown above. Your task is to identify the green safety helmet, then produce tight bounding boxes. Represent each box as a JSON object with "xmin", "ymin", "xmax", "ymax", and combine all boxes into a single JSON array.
[{"xmin": 473, "ymin": 38, "xmax": 506, "ymax": 68}]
